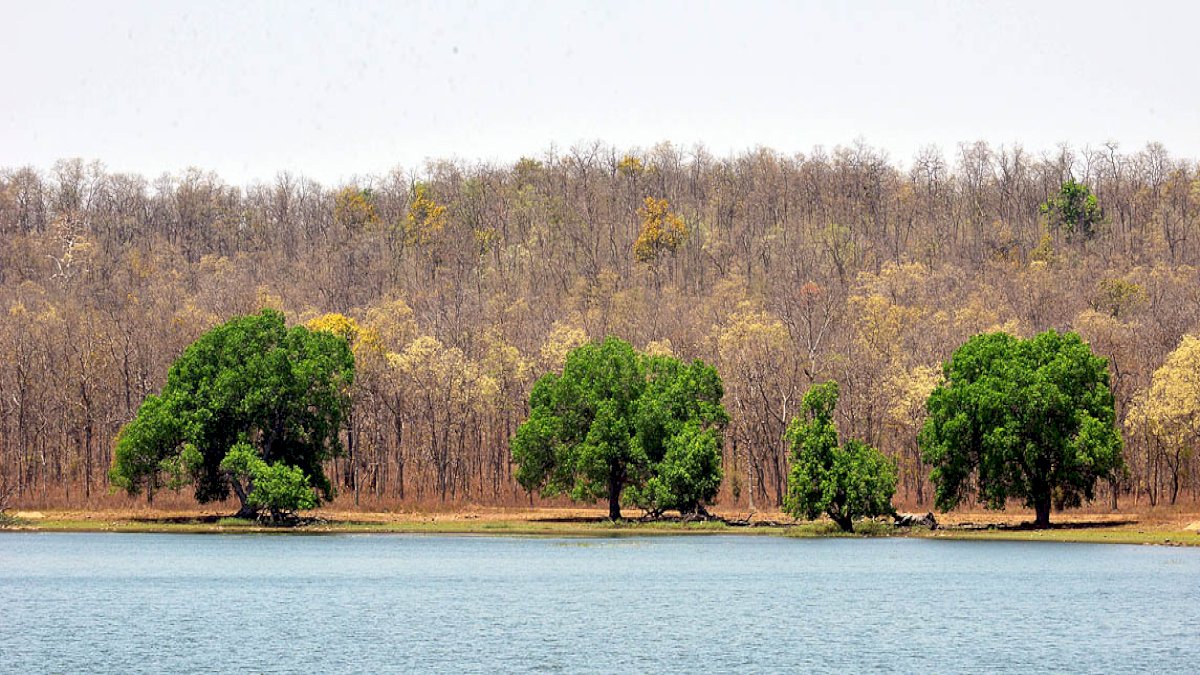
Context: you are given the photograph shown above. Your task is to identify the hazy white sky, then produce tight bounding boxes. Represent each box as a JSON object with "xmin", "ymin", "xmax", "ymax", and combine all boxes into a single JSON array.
[{"xmin": 3, "ymin": 0, "xmax": 1197, "ymax": 184}]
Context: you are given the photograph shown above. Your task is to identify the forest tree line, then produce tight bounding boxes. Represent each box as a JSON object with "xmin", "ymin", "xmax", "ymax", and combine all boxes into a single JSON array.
[{"xmin": 2, "ymin": 140, "xmax": 1199, "ymax": 511}]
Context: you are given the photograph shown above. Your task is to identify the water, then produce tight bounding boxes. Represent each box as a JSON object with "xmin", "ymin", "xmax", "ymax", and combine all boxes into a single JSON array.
[{"xmin": 1, "ymin": 533, "xmax": 1197, "ymax": 673}]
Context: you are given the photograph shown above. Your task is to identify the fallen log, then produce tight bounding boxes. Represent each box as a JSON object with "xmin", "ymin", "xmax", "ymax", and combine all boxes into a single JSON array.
[{"xmin": 894, "ymin": 512, "xmax": 938, "ymax": 530}]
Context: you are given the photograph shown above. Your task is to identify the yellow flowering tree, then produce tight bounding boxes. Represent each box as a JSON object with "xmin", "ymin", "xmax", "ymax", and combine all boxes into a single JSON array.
[
  {"xmin": 885, "ymin": 365, "xmax": 940, "ymax": 504},
  {"xmin": 405, "ymin": 182, "xmax": 448, "ymax": 247},
  {"xmin": 539, "ymin": 320, "xmax": 588, "ymax": 371},
  {"xmin": 714, "ymin": 300, "xmax": 797, "ymax": 506},
  {"xmin": 633, "ymin": 197, "xmax": 688, "ymax": 263},
  {"xmin": 1126, "ymin": 334, "xmax": 1200, "ymax": 504},
  {"xmin": 333, "ymin": 187, "xmax": 379, "ymax": 230},
  {"xmin": 305, "ymin": 312, "xmax": 384, "ymax": 497},
  {"xmin": 387, "ymin": 335, "xmax": 498, "ymax": 500}
]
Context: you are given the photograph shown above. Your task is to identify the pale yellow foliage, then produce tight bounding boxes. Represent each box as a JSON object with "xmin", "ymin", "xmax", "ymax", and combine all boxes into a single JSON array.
[
  {"xmin": 715, "ymin": 301, "xmax": 789, "ymax": 362},
  {"xmin": 539, "ymin": 321, "xmax": 588, "ymax": 370},
  {"xmin": 388, "ymin": 335, "xmax": 498, "ymax": 408},
  {"xmin": 1030, "ymin": 230, "xmax": 1056, "ymax": 265},
  {"xmin": 198, "ymin": 255, "xmax": 234, "ymax": 278},
  {"xmin": 987, "ymin": 319, "xmax": 1025, "ymax": 336},
  {"xmin": 46, "ymin": 217, "xmax": 93, "ymax": 283},
  {"xmin": 564, "ymin": 270, "xmax": 649, "ymax": 337},
  {"xmin": 172, "ymin": 302, "xmax": 219, "ymax": 331},
  {"xmin": 849, "ymin": 293, "xmax": 922, "ymax": 359},
  {"xmin": 386, "ymin": 335, "xmax": 441, "ymax": 372},
  {"xmin": 854, "ymin": 261, "xmax": 930, "ymax": 301},
  {"xmin": 255, "ymin": 286, "xmax": 285, "ymax": 311},
  {"xmin": 37, "ymin": 302, "xmax": 60, "ymax": 323},
  {"xmin": 481, "ymin": 328, "xmax": 533, "ymax": 386},
  {"xmin": 711, "ymin": 301, "xmax": 797, "ymax": 453},
  {"xmin": 704, "ymin": 275, "xmax": 751, "ymax": 318},
  {"xmin": 127, "ymin": 249, "xmax": 156, "ymax": 280},
  {"xmin": 848, "ymin": 262, "xmax": 936, "ymax": 361},
  {"xmin": 644, "ymin": 339, "xmax": 674, "ymax": 357},
  {"xmin": 362, "ymin": 297, "xmax": 418, "ymax": 352},
  {"xmin": 952, "ymin": 300, "xmax": 1000, "ymax": 335},
  {"xmin": 1127, "ymin": 334, "xmax": 1200, "ymax": 449},
  {"xmin": 1073, "ymin": 309, "xmax": 1137, "ymax": 358},
  {"xmin": 950, "ymin": 296, "xmax": 1022, "ymax": 338},
  {"xmin": 886, "ymin": 365, "xmax": 941, "ymax": 428}
]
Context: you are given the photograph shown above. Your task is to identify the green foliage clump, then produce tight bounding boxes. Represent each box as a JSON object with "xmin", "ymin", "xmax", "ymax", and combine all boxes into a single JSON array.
[
  {"xmin": 1092, "ymin": 277, "xmax": 1145, "ymax": 318},
  {"xmin": 783, "ymin": 381, "xmax": 897, "ymax": 532},
  {"xmin": 1041, "ymin": 178, "xmax": 1103, "ymax": 241},
  {"xmin": 632, "ymin": 422, "xmax": 723, "ymax": 516},
  {"xmin": 110, "ymin": 309, "xmax": 354, "ymax": 520},
  {"xmin": 219, "ymin": 443, "xmax": 317, "ymax": 521},
  {"xmin": 511, "ymin": 337, "xmax": 727, "ymax": 519},
  {"xmin": 920, "ymin": 330, "xmax": 1124, "ymax": 528}
]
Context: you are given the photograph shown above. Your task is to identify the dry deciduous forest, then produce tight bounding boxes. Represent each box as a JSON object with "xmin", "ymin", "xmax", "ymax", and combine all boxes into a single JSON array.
[{"xmin": 3, "ymin": 141, "xmax": 1200, "ymax": 513}]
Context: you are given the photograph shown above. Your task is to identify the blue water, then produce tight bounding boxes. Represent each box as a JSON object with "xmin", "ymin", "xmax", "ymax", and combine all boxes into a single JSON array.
[{"xmin": 1, "ymin": 534, "xmax": 1197, "ymax": 673}]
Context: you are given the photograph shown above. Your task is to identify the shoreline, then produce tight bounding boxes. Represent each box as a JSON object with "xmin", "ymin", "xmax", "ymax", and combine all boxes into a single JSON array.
[{"xmin": 4, "ymin": 509, "xmax": 1199, "ymax": 546}]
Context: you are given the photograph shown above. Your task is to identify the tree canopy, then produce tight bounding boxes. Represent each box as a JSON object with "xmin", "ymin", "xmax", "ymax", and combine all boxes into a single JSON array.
[
  {"xmin": 511, "ymin": 336, "xmax": 727, "ymax": 519},
  {"xmin": 1041, "ymin": 178, "xmax": 1103, "ymax": 241},
  {"xmin": 633, "ymin": 197, "xmax": 688, "ymax": 263},
  {"xmin": 110, "ymin": 309, "xmax": 354, "ymax": 520},
  {"xmin": 783, "ymin": 381, "xmax": 897, "ymax": 532},
  {"xmin": 920, "ymin": 330, "xmax": 1123, "ymax": 527},
  {"xmin": 1126, "ymin": 333, "xmax": 1200, "ymax": 504}
]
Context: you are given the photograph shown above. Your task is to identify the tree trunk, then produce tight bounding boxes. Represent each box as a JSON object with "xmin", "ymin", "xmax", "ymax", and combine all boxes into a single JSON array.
[
  {"xmin": 1033, "ymin": 496, "xmax": 1051, "ymax": 529},
  {"xmin": 832, "ymin": 512, "xmax": 854, "ymax": 533},
  {"xmin": 229, "ymin": 476, "xmax": 257, "ymax": 519},
  {"xmin": 607, "ymin": 473, "xmax": 622, "ymax": 521}
]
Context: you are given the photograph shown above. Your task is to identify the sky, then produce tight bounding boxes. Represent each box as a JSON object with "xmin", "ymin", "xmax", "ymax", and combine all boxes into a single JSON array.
[{"xmin": 2, "ymin": 0, "xmax": 1198, "ymax": 185}]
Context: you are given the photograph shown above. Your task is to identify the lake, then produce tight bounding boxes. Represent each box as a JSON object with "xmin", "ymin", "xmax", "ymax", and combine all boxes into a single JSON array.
[{"xmin": 1, "ymin": 533, "xmax": 1197, "ymax": 673}]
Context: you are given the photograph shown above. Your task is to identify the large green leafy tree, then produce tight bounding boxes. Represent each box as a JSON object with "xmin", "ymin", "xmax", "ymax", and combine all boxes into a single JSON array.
[
  {"xmin": 783, "ymin": 381, "xmax": 897, "ymax": 532},
  {"xmin": 110, "ymin": 309, "xmax": 354, "ymax": 519},
  {"xmin": 920, "ymin": 330, "xmax": 1123, "ymax": 528},
  {"xmin": 511, "ymin": 337, "xmax": 727, "ymax": 519}
]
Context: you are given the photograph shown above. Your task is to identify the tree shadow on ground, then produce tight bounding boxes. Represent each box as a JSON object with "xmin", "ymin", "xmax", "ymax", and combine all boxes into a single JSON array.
[
  {"xmin": 955, "ymin": 519, "xmax": 1138, "ymax": 531},
  {"xmin": 126, "ymin": 515, "xmax": 224, "ymax": 524},
  {"xmin": 532, "ymin": 515, "xmax": 617, "ymax": 523}
]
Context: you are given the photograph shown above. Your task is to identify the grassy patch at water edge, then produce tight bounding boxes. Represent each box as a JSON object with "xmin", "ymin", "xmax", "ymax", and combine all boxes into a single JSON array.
[
  {"xmin": 782, "ymin": 520, "xmax": 898, "ymax": 538},
  {"xmin": 920, "ymin": 526, "xmax": 1200, "ymax": 546},
  {"xmin": 215, "ymin": 517, "xmax": 258, "ymax": 528}
]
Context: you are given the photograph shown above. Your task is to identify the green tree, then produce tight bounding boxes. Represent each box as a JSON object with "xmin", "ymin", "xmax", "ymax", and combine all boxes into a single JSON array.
[
  {"xmin": 219, "ymin": 443, "xmax": 317, "ymax": 521},
  {"xmin": 783, "ymin": 381, "xmax": 897, "ymax": 532},
  {"xmin": 920, "ymin": 330, "xmax": 1123, "ymax": 528},
  {"xmin": 628, "ymin": 355, "xmax": 728, "ymax": 515},
  {"xmin": 110, "ymin": 309, "xmax": 354, "ymax": 519},
  {"xmin": 1041, "ymin": 178, "xmax": 1103, "ymax": 241},
  {"xmin": 511, "ymin": 337, "xmax": 727, "ymax": 519}
]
